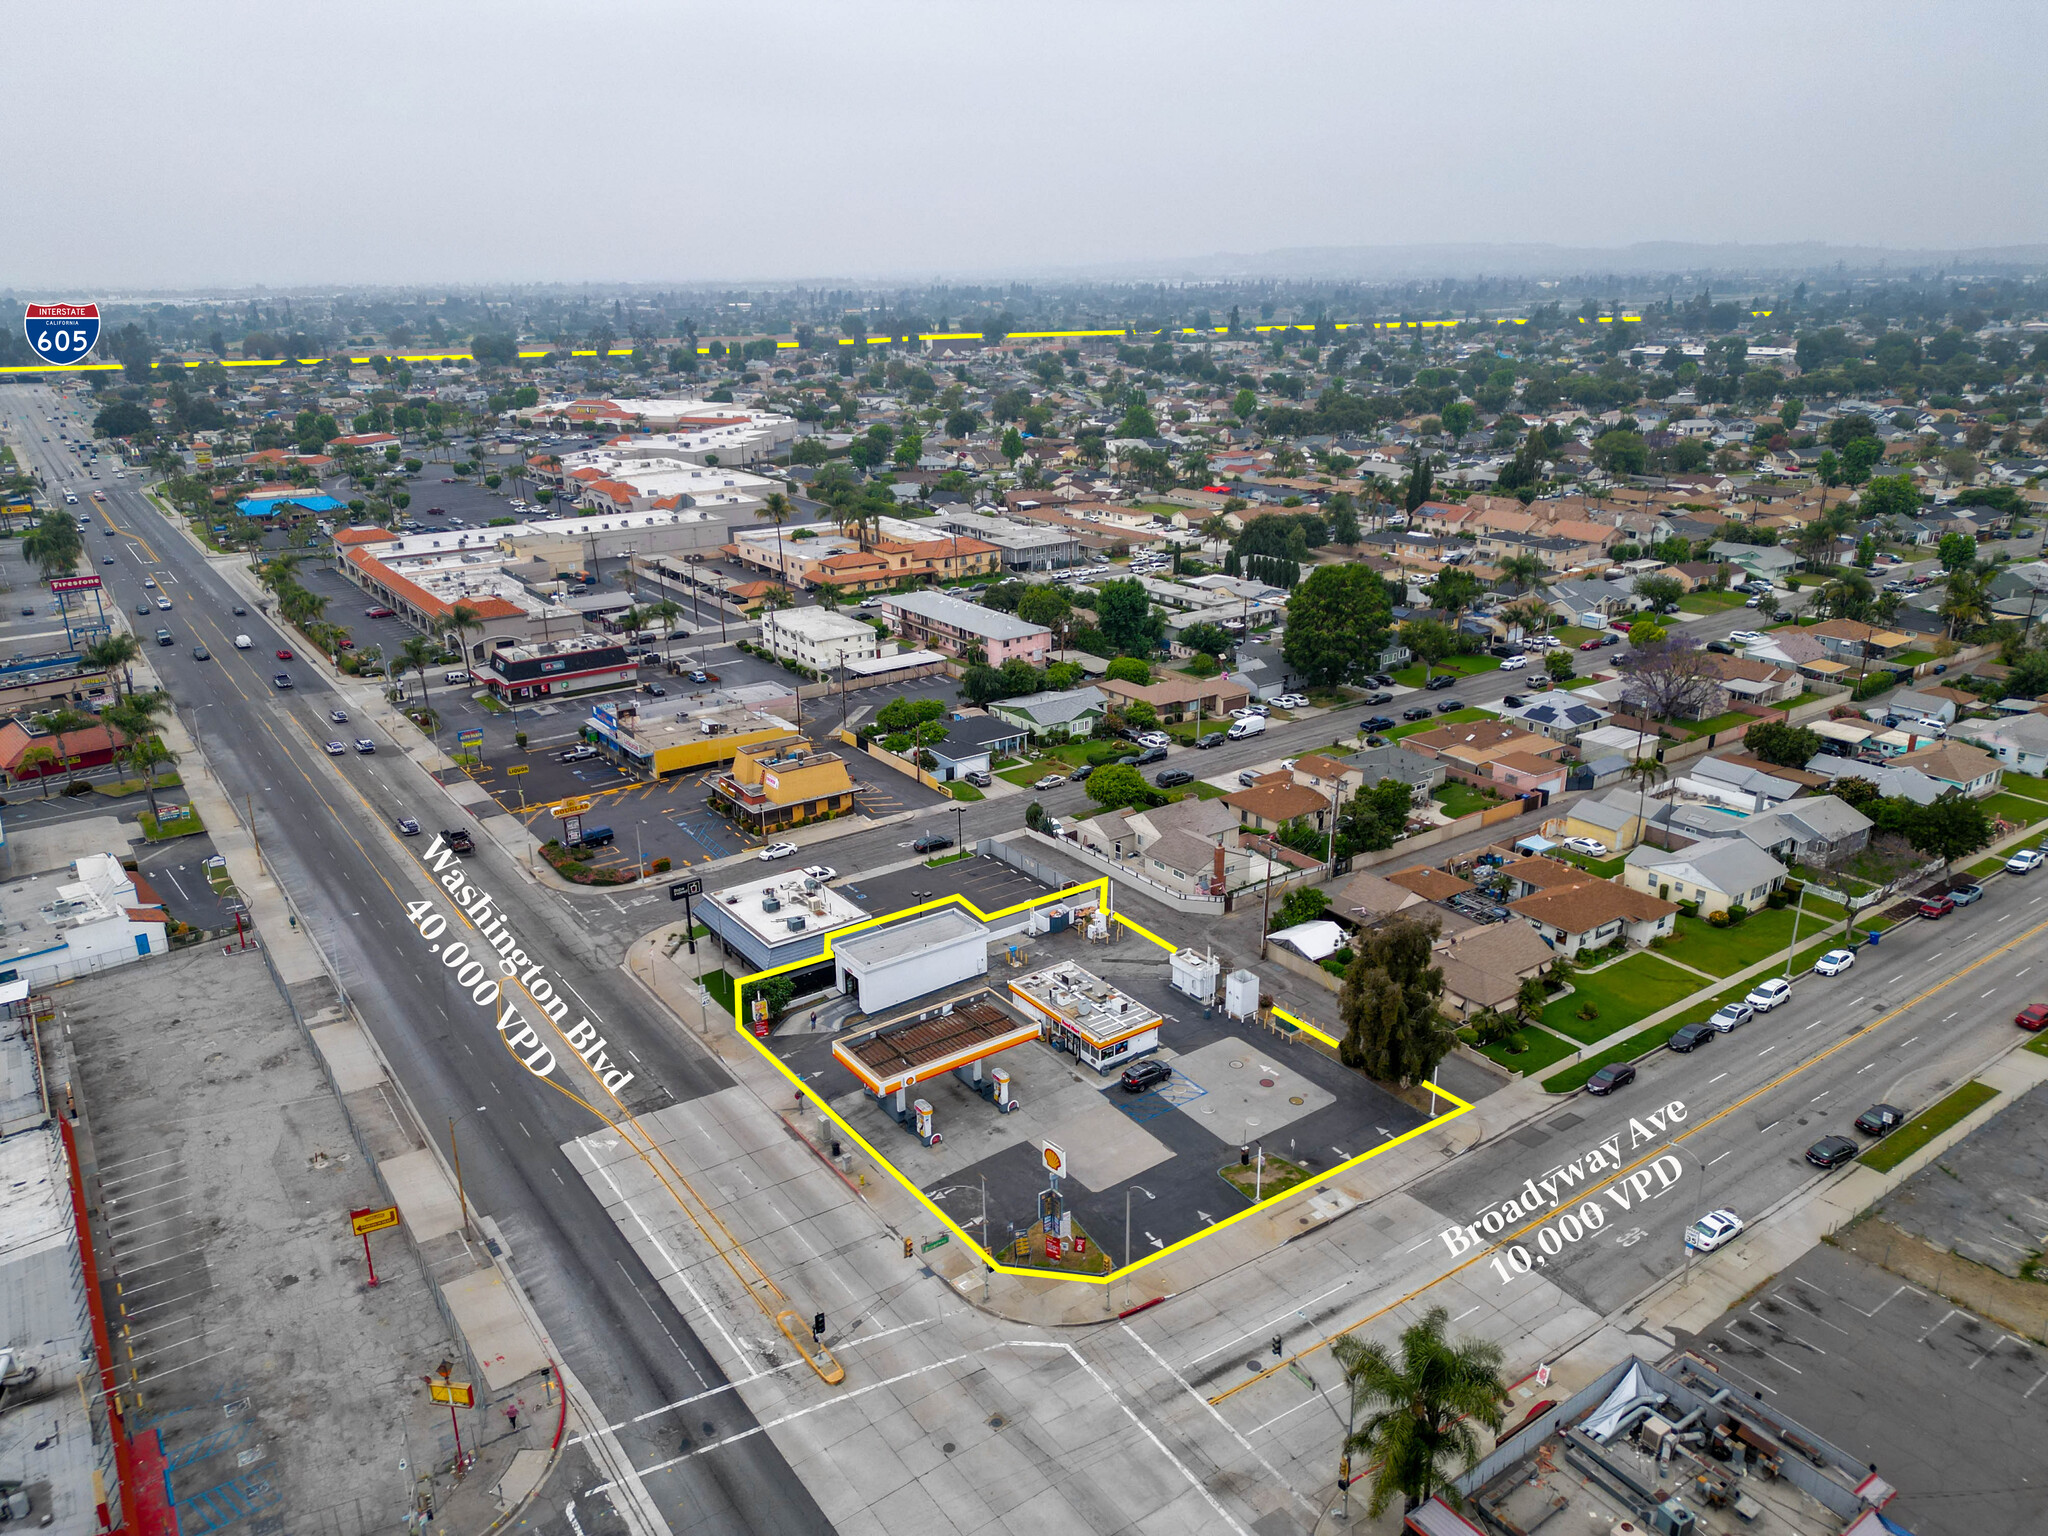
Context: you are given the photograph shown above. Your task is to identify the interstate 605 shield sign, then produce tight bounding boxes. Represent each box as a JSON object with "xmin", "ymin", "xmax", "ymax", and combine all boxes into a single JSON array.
[{"xmin": 24, "ymin": 303, "xmax": 100, "ymax": 365}]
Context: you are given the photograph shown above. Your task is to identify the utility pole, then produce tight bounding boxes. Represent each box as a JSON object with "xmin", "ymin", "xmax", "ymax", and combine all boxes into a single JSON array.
[
  {"xmin": 449, "ymin": 1116, "xmax": 469, "ymax": 1238},
  {"xmin": 1784, "ymin": 878, "xmax": 1808, "ymax": 979}
]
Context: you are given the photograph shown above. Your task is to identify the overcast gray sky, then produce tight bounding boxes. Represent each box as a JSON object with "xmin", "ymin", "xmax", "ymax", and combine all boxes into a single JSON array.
[{"xmin": 7, "ymin": 0, "xmax": 2044, "ymax": 289}]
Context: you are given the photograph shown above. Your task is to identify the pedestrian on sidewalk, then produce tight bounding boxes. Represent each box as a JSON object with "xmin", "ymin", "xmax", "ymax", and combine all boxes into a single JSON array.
[
  {"xmin": 810, "ymin": 1009, "xmax": 818, "ymax": 1030},
  {"xmin": 505, "ymin": 1403, "xmax": 519, "ymax": 1432}
]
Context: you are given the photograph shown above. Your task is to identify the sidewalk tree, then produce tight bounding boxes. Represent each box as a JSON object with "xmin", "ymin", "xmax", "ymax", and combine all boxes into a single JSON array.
[
  {"xmin": 1336, "ymin": 915, "xmax": 1456, "ymax": 1086},
  {"xmin": 84, "ymin": 632, "xmax": 142, "ymax": 697},
  {"xmin": 1543, "ymin": 648, "xmax": 1575, "ymax": 683},
  {"xmin": 1904, "ymin": 792, "xmax": 1993, "ymax": 876},
  {"xmin": 1083, "ymin": 763, "xmax": 1156, "ymax": 813},
  {"xmin": 1333, "ymin": 1304, "xmax": 1510, "ymax": 1517},
  {"xmin": 399, "ymin": 637, "xmax": 436, "ymax": 710},
  {"xmin": 1399, "ymin": 618, "xmax": 1459, "ymax": 683}
]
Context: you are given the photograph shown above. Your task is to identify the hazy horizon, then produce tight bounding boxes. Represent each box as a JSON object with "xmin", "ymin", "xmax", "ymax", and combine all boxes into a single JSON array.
[{"xmin": 8, "ymin": 1, "xmax": 2046, "ymax": 290}]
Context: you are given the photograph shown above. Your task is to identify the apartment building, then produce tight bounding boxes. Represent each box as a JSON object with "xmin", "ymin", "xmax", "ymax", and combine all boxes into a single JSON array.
[{"xmin": 876, "ymin": 590, "xmax": 1051, "ymax": 665}]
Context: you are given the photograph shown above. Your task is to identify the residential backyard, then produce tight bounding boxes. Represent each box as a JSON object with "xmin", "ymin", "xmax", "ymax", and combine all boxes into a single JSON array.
[{"xmin": 1432, "ymin": 780, "xmax": 1504, "ymax": 819}]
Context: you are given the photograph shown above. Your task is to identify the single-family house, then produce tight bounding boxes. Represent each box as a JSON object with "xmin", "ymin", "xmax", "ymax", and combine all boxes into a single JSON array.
[
  {"xmin": 1806, "ymin": 619, "xmax": 1913, "ymax": 662},
  {"xmin": 1491, "ymin": 751, "xmax": 1569, "ymax": 797},
  {"xmin": 1497, "ymin": 855, "xmax": 1598, "ymax": 901},
  {"xmin": 1805, "ymin": 756, "xmax": 1948, "ymax": 806},
  {"xmin": 1734, "ymin": 796, "xmax": 1874, "ymax": 862},
  {"xmin": 1622, "ymin": 840, "xmax": 1787, "ymax": 917},
  {"xmin": 1951, "ymin": 711, "xmax": 2048, "ymax": 774},
  {"xmin": 921, "ymin": 714, "xmax": 1028, "ymax": 782},
  {"xmin": 1509, "ymin": 881, "xmax": 1678, "ymax": 957},
  {"xmin": 1896, "ymin": 742, "xmax": 2002, "ymax": 799},
  {"xmin": 1703, "ymin": 654, "xmax": 1800, "ymax": 706},
  {"xmin": 987, "ymin": 685, "xmax": 1108, "ymax": 738},
  {"xmin": 1324, "ymin": 869, "xmax": 1431, "ymax": 932},
  {"xmin": 1547, "ymin": 788, "xmax": 1652, "ymax": 853},
  {"xmin": 1435, "ymin": 921, "xmax": 1556, "ymax": 1019},
  {"xmin": 1872, "ymin": 688, "xmax": 1958, "ymax": 729},
  {"xmin": 1222, "ymin": 778, "xmax": 1336, "ymax": 834},
  {"xmin": 1508, "ymin": 698, "xmax": 1610, "ymax": 744}
]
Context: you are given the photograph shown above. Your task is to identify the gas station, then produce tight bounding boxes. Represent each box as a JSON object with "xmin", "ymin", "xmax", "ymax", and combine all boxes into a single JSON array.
[{"xmin": 831, "ymin": 997, "xmax": 1036, "ymax": 1145}]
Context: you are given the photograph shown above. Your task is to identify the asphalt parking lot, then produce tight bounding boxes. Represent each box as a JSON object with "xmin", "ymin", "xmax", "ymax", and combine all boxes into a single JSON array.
[
  {"xmin": 1871, "ymin": 1080, "xmax": 2048, "ymax": 1279},
  {"xmin": 1682, "ymin": 1243, "xmax": 2048, "ymax": 1536}
]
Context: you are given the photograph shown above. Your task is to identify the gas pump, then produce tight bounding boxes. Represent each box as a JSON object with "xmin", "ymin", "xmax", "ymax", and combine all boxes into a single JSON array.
[
  {"xmin": 912, "ymin": 1098, "xmax": 941, "ymax": 1147},
  {"xmin": 991, "ymin": 1066, "xmax": 1019, "ymax": 1115}
]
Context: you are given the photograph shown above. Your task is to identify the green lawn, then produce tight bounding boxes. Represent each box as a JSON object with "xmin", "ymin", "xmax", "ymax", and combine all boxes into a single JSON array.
[
  {"xmin": 1890, "ymin": 650, "xmax": 1938, "ymax": 669},
  {"xmin": 1542, "ymin": 954, "xmax": 1703, "ymax": 1045},
  {"xmin": 1659, "ymin": 903, "xmax": 1849, "ymax": 977},
  {"xmin": 138, "ymin": 806, "xmax": 205, "ymax": 840},
  {"xmin": 1859, "ymin": 1082, "xmax": 1999, "ymax": 1173},
  {"xmin": 943, "ymin": 781, "xmax": 985, "ymax": 802},
  {"xmin": 1684, "ymin": 710, "xmax": 1760, "ymax": 740},
  {"xmin": 1433, "ymin": 781, "xmax": 1504, "ymax": 819},
  {"xmin": 997, "ymin": 763, "xmax": 1048, "ymax": 788},
  {"xmin": 702, "ymin": 968, "xmax": 736, "ymax": 1017},
  {"xmin": 1553, "ymin": 625, "xmax": 1601, "ymax": 645},
  {"xmin": 1390, "ymin": 655, "xmax": 1502, "ymax": 687},
  {"xmin": 1168, "ymin": 718, "xmax": 1233, "ymax": 745},
  {"xmin": 1479, "ymin": 1026, "xmax": 1580, "ymax": 1076},
  {"xmin": 1553, "ymin": 849, "xmax": 1627, "ymax": 879},
  {"xmin": 1677, "ymin": 590, "xmax": 1748, "ymax": 613},
  {"xmin": 1558, "ymin": 674, "xmax": 1603, "ymax": 690},
  {"xmin": 1981, "ymin": 792, "xmax": 2048, "ymax": 829},
  {"xmin": 2024, "ymin": 1032, "xmax": 2048, "ymax": 1059},
  {"xmin": 1388, "ymin": 707, "xmax": 1492, "ymax": 741}
]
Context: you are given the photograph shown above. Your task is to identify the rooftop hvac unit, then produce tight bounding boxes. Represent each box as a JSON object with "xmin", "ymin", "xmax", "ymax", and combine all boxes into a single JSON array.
[
  {"xmin": 804, "ymin": 878, "xmax": 819, "ymax": 891},
  {"xmin": 787, "ymin": 915, "xmax": 807, "ymax": 932},
  {"xmin": 762, "ymin": 895, "xmax": 782, "ymax": 913}
]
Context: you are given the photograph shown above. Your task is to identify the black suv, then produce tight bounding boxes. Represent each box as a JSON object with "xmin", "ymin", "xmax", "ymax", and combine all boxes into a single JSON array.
[
  {"xmin": 1425, "ymin": 675, "xmax": 1457, "ymax": 691},
  {"xmin": 912, "ymin": 832, "xmax": 954, "ymax": 854},
  {"xmin": 1134, "ymin": 745, "xmax": 1168, "ymax": 765},
  {"xmin": 1120, "ymin": 1059, "xmax": 1173, "ymax": 1093},
  {"xmin": 1806, "ymin": 1135, "xmax": 1859, "ymax": 1170},
  {"xmin": 1585, "ymin": 1062, "xmax": 1635, "ymax": 1096},
  {"xmin": 1156, "ymin": 768, "xmax": 1194, "ymax": 787},
  {"xmin": 1668, "ymin": 1022, "xmax": 1715, "ymax": 1053},
  {"xmin": 1195, "ymin": 731, "xmax": 1226, "ymax": 749},
  {"xmin": 1067, "ymin": 763, "xmax": 1095, "ymax": 782},
  {"xmin": 1362, "ymin": 715, "xmax": 1396, "ymax": 732}
]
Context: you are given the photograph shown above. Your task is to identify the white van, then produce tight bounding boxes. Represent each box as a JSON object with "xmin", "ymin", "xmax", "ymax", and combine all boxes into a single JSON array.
[
  {"xmin": 1226, "ymin": 716, "xmax": 1267, "ymax": 741},
  {"xmin": 234, "ymin": 634, "xmax": 252, "ymax": 649}
]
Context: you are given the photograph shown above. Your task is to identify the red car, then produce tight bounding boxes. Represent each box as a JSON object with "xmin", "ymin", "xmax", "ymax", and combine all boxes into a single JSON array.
[
  {"xmin": 337, "ymin": 638, "xmax": 355, "ymax": 650},
  {"xmin": 1579, "ymin": 637, "xmax": 1604, "ymax": 651},
  {"xmin": 365, "ymin": 605, "xmax": 395, "ymax": 618},
  {"xmin": 1609, "ymin": 618, "xmax": 1635, "ymax": 632},
  {"xmin": 2017, "ymin": 1004, "xmax": 2048, "ymax": 1032},
  {"xmin": 276, "ymin": 648, "xmax": 294, "ymax": 660},
  {"xmin": 1917, "ymin": 893, "xmax": 1956, "ymax": 919}
]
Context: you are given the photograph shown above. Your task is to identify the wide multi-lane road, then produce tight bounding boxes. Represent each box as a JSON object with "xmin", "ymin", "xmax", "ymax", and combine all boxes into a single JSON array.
[{"xmin": 5, "ymin": 389, "xmax": 830, "ymax": 1536}]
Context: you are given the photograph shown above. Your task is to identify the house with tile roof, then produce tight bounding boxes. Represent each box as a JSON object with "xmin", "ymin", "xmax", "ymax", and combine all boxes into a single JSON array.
[
  {"xmin": 1896, "ymin": 741, "xmax": 2002, "ymax": 798},
  {"xmin": 1508, "ymin": 880, "xmax": 1678, "ymax": 957},
  {"xmin": 1436, "ymin": 921, "xmax": 1555, "ymax": 1019}
]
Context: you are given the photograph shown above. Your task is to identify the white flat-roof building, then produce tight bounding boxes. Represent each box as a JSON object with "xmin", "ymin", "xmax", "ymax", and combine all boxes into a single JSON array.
[
  {"xmin": 1007, "ymin": 959, "xmax": 1163, "ymax": 1074},
  {"xmin": 757, "ymin": 605, "xmax": 885, "ymax": 671},
  {"xmin": 699, "ymin": 868, "xmax": 870, "ymax": 977},
  {"xmin": 517, "ymin": 400, "xmax": 798, "ymax": 463},
  {"xmin": 832, "ymin": 908, "xmax": 990, "ymax": 1015}
]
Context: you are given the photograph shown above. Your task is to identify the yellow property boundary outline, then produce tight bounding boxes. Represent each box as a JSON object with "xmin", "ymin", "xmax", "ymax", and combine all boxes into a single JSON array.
[
  {"xmin": 727, "ymin": 877, "xmax": 1469, "ymax": 1286},
  {"xmin": 0, "ymin": 313, "xmax": 1654, "ymax": 375}
]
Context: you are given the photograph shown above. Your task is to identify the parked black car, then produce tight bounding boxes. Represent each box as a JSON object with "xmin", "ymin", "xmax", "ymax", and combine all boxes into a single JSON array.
[
  {"xmin": 1362, "ymin": 692, "xmax": 1394, "ymax": 705},
  {"xmin": 1854, "ymin": 1103, "xmax": 1906, "ymax": 1136},
  {"xmin": 1585, "ymin": 1062, "xmax": 1636, "ymax": 1095},
  {"xmin": 1120, "ymin": 1059, "xmax": 1173, "ymax": 1093},
  {"xmin": 1402, "ymin": 705, "xmax": 1433, "ymax": 722},
  {"xmin": 1363, "ymin": 715, "xmax": 1396, "ymax": 732},
  {"xmin": 1156, "ymin": 768, "xmax": 1194, "ymax": 787},
  {"xmin": 1806, "ymin": 1134, "xmax": 1859, "ymax": 1170},
  {"xmin": 1436, "ymin": 699, "xmax": 1465, "ymax": 713},
  {"xmin": 1668, "ymin": 1023, "xmax": 1716, "ymax": 1053},
  {"xmin": 1501, "ymin": 694, "xmax": 1525, "ymax": 708},
  {"xmin": 912, "ymin": 832, "xmax": 954, "ymax": 854},
  {"xmin": 1195, "ymin": 731, "xmax": 1226, "ymax": 749},
  {"xmin": 1134, "ymin": 745, "xmax": 1168, "ymax": 765},
  {"xmin": 1425, "ymin": 675, "xmax": 1457, "ymax": 691},
  {"xmin": 1067, "ymin": 763, "xmax": 1095, "ymax": 782}
]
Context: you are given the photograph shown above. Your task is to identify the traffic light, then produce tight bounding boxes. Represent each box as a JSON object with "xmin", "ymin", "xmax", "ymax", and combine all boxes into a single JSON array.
[
  {"xmin": 904, "ymin": 1236, "xmax": 914, "ymax": 1258},
  {"xmin": 812, "ymin": 1312, "xmax": 826, "ymax": 1339},
  {"xmin": 1338, "ymin": 1456, "xmax": 1351, "ymax": 1491},
  {"xmin": 1271, "ymin": 1334, "xmax": 1283, "ymax": 1358}
]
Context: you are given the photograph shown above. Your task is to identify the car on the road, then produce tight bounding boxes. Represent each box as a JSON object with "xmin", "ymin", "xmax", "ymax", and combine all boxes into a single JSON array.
[
  {"xmin": 1033, "ymin": 773, "xmax": 1066, "ymax": 790},
  {"xmin": 1668, "ymin": 1022, "xmax": 1716, "ymax": 1053},
  {"xmin": 155, "ymin": 596, "xmax": 172, "ymax": 611},
  {"xmin": 329, "ymin": 709, "xmax": 348, "ymax": 723},
  {"xmin": 1067, "ymin": 764, "xmax": 1094, "ymax": 782},
  {"xmin": 1134, "ymin": 745, "xmax": 1168, "ymax": 765},
  {"xmin": 1685, "ymin": 1208, "xmax": 1745, "ymax": 1252},
  {"xmin": 143, "ymin": 577, "xmax": 156, "ymax": 588},
  {"xmin": 912, "ymin": 832, "xmax": 954, "ymax": 854},
  {"xmin": 102, "ymin": 556, "xmax": 114, "ymax": 565},
  {"xmin": 1950, "ymin": 882, "xmax": 1984, "ymax": 906},
  {"xmin": 1195, "ymin": 731, "xmax": 1226, "ymax": 749},
  {"xmin": 1579, "ymin": 637, "xmax": 1604, "ymax": 651},
  {"xmin": 757, "ymin": 842, "xmax": 799, "ymax": 861},
  {"xmin": 354, "ymin": 739, "xmax": 376, "ymax": 754},
  {"xmin": 1708, "ymin": 1001, "xmax": 1753, "ymax": 1032},
  {"xmin": 1600, "ymin": 632, "xmax": 1623, "ymax": 648},
  {"xmin": 273, "ymin": 673, "xmax": 292, "ymax": 688},
  {"xmin": 325, "ymin": 740, "xmax": 346, "ymax": 755},
  {"xmin": 1916, "ymin": 892, "xmax": 1956, "ymax": 919},
  {"xmin": 1814, "ymin": 948, "xmax": 1856, "ymax": 976},
  {"xmin": 1435, "ymin": 698, "xmax": 1465, "ymax": 713},
  {"xmin": 2015, "ymin": 1003, "xmax": 2048, "ymax": 1032},
  {"xmin": 1562, "ymin": 836, "xmax": 1610, "ymax": 857},
  {"xmin": 1425, "ymin": 675, "xmax": 1457, "ymax": 691},
  {"xmin": 1745, "ymin": 977, "xmax": 1793, "ymax": 1012},
  {"xmin": 395, "ymin": 817, "xmax": 421, "ymax": 836},
  {"xmin": 1362, "ymin": 692, "xmax": 1394, "ymax": 705},
  {"xmin": 1584, "ymin": 1061, "xmax": 1636, "ymax": 1096},
  {"xmin": 2005, "ymin": 848, "xmax": 2044, "ymax": 874},
  {"xmin": 134, "ymin": 600, "xmax": 151, "ymax": 615},
  {"xmin": 232, "ymin": 605, "xmax": 246, "ymax": 616},
  {"xmin": 1362, "ymin": 715, "xmax": 1397, "ymax": 732},
  {"xmin": 1727, "ymin": 630, "xmax": 1765, "ymax": 646},
  {"xmin": 1156, "ymin": 768, "xmax": 1194, "ymax": 788},
  {"xmin": 1402, "ymin": 705, "xmax": 1433, "ymax": 721},
  {"xmin": 1854, "ymin": 1103, "xmax": 1907, "ymax": 1136},
  {"xmin": 1498, "ymin": 655, "xmax": 1528, "ymax": 670},
  {"xmin": 365, "ymin": 606, "xmax": 395, "ymax": 618},
  {"xmin": 801, "ymin": 865, "xmax": 836, "ymax": 882},
  {"xmin": 1137, "ymin": 731, "xmax": 1170, "ymax": 749},
  {"xmin": 1805, "ymin": 1134, "xmax": 1860, "ymax": 1170},
  {"xmin": 191, "ymin": 645, "xmax": 210, "ymax": 660},
  {"xmin": 559, "ymin": 746, "xmax": 599, "ymax": 762},
  {"xmin": 275, "ymin": 648, "xmax": 293, "ymax": 661},
  {"xmin": 1119, "ymin": 1059, "xmax": 1173, "ymax": 1093}
]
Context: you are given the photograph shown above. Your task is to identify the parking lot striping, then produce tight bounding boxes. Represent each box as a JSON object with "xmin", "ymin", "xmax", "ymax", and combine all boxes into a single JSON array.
[
  {"xmin": 1212, "ymin": 906, "xmax": 2048, "ymax": 1408},
  {"xmin": 1748, "ymin": 1305, "xmax": 1827, "ymax": 1354},
  {"xmin": 1919, "ymin": 1308, "xmax": 1962, "ymax": 1343},
  {"xmin": 2027, "ymin": 1372, "xmax": 2048, "ymax": 1399},
  {"xmin": 1969, "ymin": 1334, "xmax": 2027, "ymax": 1370},
  {"xmin": 96, "ymin": 1146, "xmax": 178, "ymax": 1173}
]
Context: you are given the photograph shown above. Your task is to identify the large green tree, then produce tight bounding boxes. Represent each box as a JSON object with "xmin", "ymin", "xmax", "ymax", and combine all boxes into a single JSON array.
[
  {"xmin": 1092, "ymin": 579, "xmax": 1163, "ymax": 656},
  {"xmin": 1905, "ymin": 792, "xmax": 1994, "ymax": 876},
  {"xmin": 1741, "ymin": 721, "xmax": 1821, "ymax": 768},
  {"xmin": 1084, "ymin": 763, "xmax": 1155, "ymax": 813},
  {"xmin": 1281, "ymin": 565, "xmax": 1392, "ymax": 689},
  {"xmin": 1337, "ymin": 915, "xmax": 1456, "ymax": 1086},
  {"xmin": 1333, "ymin": 1306, "xmax": 1510, "ymax": 1517}
]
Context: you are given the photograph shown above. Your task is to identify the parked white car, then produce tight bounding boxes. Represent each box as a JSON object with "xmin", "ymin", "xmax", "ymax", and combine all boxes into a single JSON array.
[
  {"xmin": 1138, "ymin": 731, "xmax": 1171, "ymax": 749},
  {"xmin": 1562, "ymin": 836, "xmax": 1609, "ymax": 857},
  {"xmin": 1685, "ymin": 1208, "xmax": 1745, "ymax": 1253},
  {"xmin": 757, "ymin": 842, "xmax": 800, "ymax": 861},
  {"xmin": 1498, "ymin": 655, "xmax": 1528, "ymax": 670},
  {"xmin": 1744, "ymin": 977, "xmax": 1793, "ymax": 1012},
  {"xmin": 2006, "ymin": 848, "xmax": 2044, "ymax": 874},
  {"xmin": 1033, "ymin": 773, "xmax": 1066, "ymax": 790},
  {"xmin": 1727, "ymin": 630, "xmax": 1765, "ymax": 646},
  {"xmin": 1708, "ymin": 1001, "xmax": 1753, "ymax": 1033},
  {"xmin": 1814, "ymin": 948, "xmax": 1856, "ymax": 976},
  {"xmin": 801, "ymin": 864, "xmax": 836, "ymax": 882}
]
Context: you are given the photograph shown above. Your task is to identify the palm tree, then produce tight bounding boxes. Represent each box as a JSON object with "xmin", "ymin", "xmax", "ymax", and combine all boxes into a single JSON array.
[
  {"xmin": 257, "ymin": 551, "xmax": 302, "ymax": 593},
  {"xmin": 16, "ymin": 743, "xmax": 58, "ymax": 797},
  {"xmin": 84, "ymin": 632, "xmax": 142, "ymax": 698},
  {"xmin": 1939, "ymin": 569, "xmax": 1989, "ymax": 638},
  {"xmin": 33, "ymin": 707, "xmax": 96, "ymax": 793},
  {"xmin": 440, "ymin": 602, "xmax": 483, "ymax": 669},
  {"xmin": 1333, "ymin": 1306, "xmax": 1509, "ymax": 1517},
  {"xmin": 22, "ymin": 515, "xmax": 80, "ymax": 580},
  {"xmin": 760, "ymin": 490, "xmax": 795, "ymax": 585},
  {"xmin": 399, "ymin": 636, "xmax": 436, "ymax": 711},
  {"xmin": 647, "ymin": 598, "xmax": 683, "ymax": 660},
  {"xmin": 1624, "ymin": 755, "xmax": 1670, "ymax": 849},
  {"xmin": 1495, "ymin": 553, "xmax": 1547, "ymax": 594}
]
